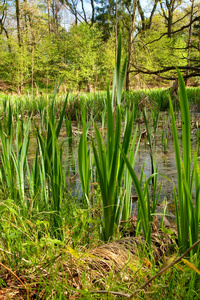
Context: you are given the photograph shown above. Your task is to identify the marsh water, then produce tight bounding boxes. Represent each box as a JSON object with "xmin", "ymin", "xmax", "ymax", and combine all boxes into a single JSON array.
[
  {"xmin": 14, "ymin": 108, "xmax": 200, "ymax": 223},
  {"xmin": 50, "ymin": 109, "xmax": 199, "ymax": 223}
]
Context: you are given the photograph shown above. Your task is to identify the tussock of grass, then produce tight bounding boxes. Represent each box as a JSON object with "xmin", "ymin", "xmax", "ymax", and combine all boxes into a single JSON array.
[{"xmin": 0, "ymin": 219, "xmax": 199, "ymax": 299}]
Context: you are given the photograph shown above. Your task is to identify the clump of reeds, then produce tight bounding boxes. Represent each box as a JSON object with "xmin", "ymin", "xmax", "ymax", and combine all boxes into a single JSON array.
[
  {"xmin": 169, "ymin": 69, "xmax": 200, "ymax": 254},
  {"xmin": 91, "ymin": 33, "xmax": 136, "ymax": 241}
]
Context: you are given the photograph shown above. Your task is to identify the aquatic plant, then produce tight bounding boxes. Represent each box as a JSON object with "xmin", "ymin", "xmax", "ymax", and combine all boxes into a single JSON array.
[
  {"xmin": 169, "ymin": 69, "xmax": 200, "ymax": 253},
  {"xmin": 78, "ymin": 104, "xmax": 90, "ymax": 206},
  {"xmin": 143, "ymin": 109, "xmax": 155, "ymax": 184},
  {"xmin": 65, "ymin": 114, "xmax": 73, "ymax": 148},
  {"xmin": 34, "ymin": 78, "xmax": 68, "ymax": 236},
  {"xmin": 122, "ymin": 126, "xmax": 139, "ymax": 222},
  {"xmin": 92, "ymin": 33, "xmax": 135, "ymax": 241},
  {"xmin": 12, "ymin": 117, "xmax": 31, "ymax": 209}
]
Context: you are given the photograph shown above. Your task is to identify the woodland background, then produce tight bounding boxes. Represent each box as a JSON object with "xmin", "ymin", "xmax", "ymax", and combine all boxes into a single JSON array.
[{"xmin": 0, "ymin": 0, "xmax": 200, "ymax": 94}]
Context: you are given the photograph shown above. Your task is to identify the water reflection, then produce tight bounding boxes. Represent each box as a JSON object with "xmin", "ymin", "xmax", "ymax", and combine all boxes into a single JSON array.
[{"xmin": 25, "ymin": 112, "xmax": 200, "ymax": 219}]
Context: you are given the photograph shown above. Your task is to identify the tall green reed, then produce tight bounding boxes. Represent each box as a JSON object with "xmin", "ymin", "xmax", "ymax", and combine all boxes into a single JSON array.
[
  {"xmin": 92, "ymin": 91, "xmax": 121, "ymax": 240},
  {"xmin": 92, "ymin": 33, "xmax": 134, "ymax": 241},
  {"xmin": 150, "ymin": 106, "xmax": 160, "ymax": 144},
  {"xmin": 121, "ymin": 110, "xmax": 164, "ymax": 245},
  {"xmin": 78, "ymin": 104, "xmax": 91, "ymax": 207},
  {"xmin": 26, "ymin": 147, "xmax": 41, "ymax": 208},
  {"xmin": 0, "ymin": 102, "xmax": 15, "ymax": 197},
  {"xmin": 65, "ymin": 115, "xmax": 73, "ymax": 148},
  {"xmin": 143, "ymin": 109, "xmax": 155, "ymax": 184},
  {"xmin": 169, "ymin": 69, "xmax": 200, "ymax": 253},
  {"xmin": 34, "ymin": 78, "xmax": 68, "ymax": 236},
  {"xmin": 122, "ymin": 127, "xmax": 140, "ymax": 222},
  {"xmin": 12, "ymin": 117, "xmax": 31, "ymax": 208},
  {"xmin": 121, "ymin": 151, "xmax": 151, "ymax": 245},
  {"xmin": 0, "ymin": 103, "xmax": 33, "ymax": 213}
]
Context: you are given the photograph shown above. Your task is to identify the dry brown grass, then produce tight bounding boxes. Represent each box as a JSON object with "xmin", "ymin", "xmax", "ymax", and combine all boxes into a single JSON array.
[{"xmin": 0, "ymin": 229, "xmax": 178, "ymax": 299}]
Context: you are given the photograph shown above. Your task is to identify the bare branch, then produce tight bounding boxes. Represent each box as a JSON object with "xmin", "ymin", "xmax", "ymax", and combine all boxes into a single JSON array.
[
  {"xmin": 90, "ymin": 0, "xmax": 95, "ymax": 25},
  {"xmin": 172, "ymin": 10, "xmax": 191, "ymax": 26},
  {"xmin": 159, "ymin": 0, "xmax": 168, "ymax": 20},
  {"xmin": 130, "ymin": 63, "xmax": 200, "ymax": 80},
  {"xmin": 146, "ymin": 16, "xmax": 200, "ymax": 45},
  {"xmin": 80, "ymin": 0, "xmax": 88, "ymax": 23}
]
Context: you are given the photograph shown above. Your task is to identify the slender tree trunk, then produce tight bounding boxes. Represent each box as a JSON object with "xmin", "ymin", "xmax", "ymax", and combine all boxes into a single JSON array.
[
  {"xmin": 15, "ymin": 0, "xmax": 22, "ymax": 47},
  {"xmin": 115, "ymin": 0, "xmax": 118, "ymax": 63},
  {"xmin": 113, "ymin": 0, "xmax": 118, "ymax": 116},
  {"xmin": 80, "ymin": 0, "xmax": 87, "ymax": 23},
  {"xmin": 137, "ymin": 0, "xmax": 159, "ymax": 31},
  {"xmin": 75, "ymin": 13, "xmax": 78, "ymax": 25},
  {"xmin": 23, "ymin": 0, "xmax": 28, "ymax": 41},
  {"xmin": 126, "ymin": 0, "xmax": 137, "ymax": 91},
  {"xmin": 32, "ymin": 47, "xmax": 34, "ymax": 99},
  {"xmin": 47, "ymin": 0, "xmax": 51, "ymax": 33},
  {"xmin": 137, "ymin": 0, "xmax": 146, "ymax": 31},
  {"xmin": 167, "ymin": 10, "xmax": 173, "ymax": 38},
  {"xmin": 0, "ymin": 0, "xmax": 11, "ymax": 49},
  {"xmin": 160, "ymin": 0, "xmax": 176, "ymax": 39},
  {"xmin": 2, "ymin": 27, "xmax": 11, "ymax": 52},
  {"xmin": 185, "ymin": 0, "xmax": 194, "ymax": 86},
  {"xmin": 148, "ymin": 0, "xmax": 159, "ymax": 30},
  {"xmin": 126, "ymin": 27, "xmax": 133, "ymax": 91},
  {"xmin": 15, "ymin": 0, "xmax": 23, "ymax": 93},
  {"xmin": 90, "ymin": 0, "xmax": 95, "ymax": 25}
]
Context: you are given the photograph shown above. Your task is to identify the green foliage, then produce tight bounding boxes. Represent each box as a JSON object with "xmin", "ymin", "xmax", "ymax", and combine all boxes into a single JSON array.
[
  {"xmin": 122, "ymin": 122, "xmax": 139, "ymax": 222},
  {"xmin": 92, "ymin": 33, "xmax": 135, "ymax": 241},
  {"xmin": 169, "ymin": 69, "xmax": 200, "ymax": 253},
  {"xmin": 0, "ymin": 0, "xmax": 199, "ymax": 93},
  {"xmin": 0, "ymin": 102, "xmax": 15, "ymax": 197},
  {"xmin": 78, "ymin": 104, "xmax": 90, "ymax": 206}
]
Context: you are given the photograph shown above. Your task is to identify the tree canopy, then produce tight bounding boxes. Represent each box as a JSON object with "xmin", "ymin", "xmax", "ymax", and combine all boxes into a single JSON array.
[{"xmin": 0, "ymin": 0, "xmax": 199, "ymax": 93}]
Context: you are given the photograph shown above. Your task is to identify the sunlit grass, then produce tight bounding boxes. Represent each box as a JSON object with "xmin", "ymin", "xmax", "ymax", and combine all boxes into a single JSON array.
[{"xmin": 1, "ymin": 85, "xmax": 200, "ymax": 122}]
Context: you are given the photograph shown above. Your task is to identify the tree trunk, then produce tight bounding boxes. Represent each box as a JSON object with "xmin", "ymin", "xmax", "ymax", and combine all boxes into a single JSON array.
[
  {"xmin": 15, "ymin": 0, "xmax": 23, "ymax": 93},
  {"xmin": 126, "ymin": 28, "xmax": 132, "ymax": 91},
  {"xmin": 137, "ymin": 0, "xmax": 159, "ymax": 31},
  {"xmin": 47, "ymin": 0, "xmax": 51, "ymax": 33},
  {"xmin": 167, "ymin": 10, "xmax": 173, "ymax": 38},
  {"xmin": 90, "ymin": 0, "xmax": 95, "ymax": 25},
  {"xmin": 80, "ymin": 0, "xmax": 87, "ymax": 23},
  {"xmin": 15, "ymin": 0, "xmax": 22, "ymax": 47},
  {"xmin": 160, "ymin": 0, "xmax": 177, "ymax": 39},
  {"xmin": 185, "ymin": 0, "xmax": 194, "ymax": 86},
  {"xmin": 125, "ymin": 0, "xmax": 137, "ymax": 91},
  {"xmin": 137, "ymin": 0, "xmax": 146, "ymax": 31}
]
